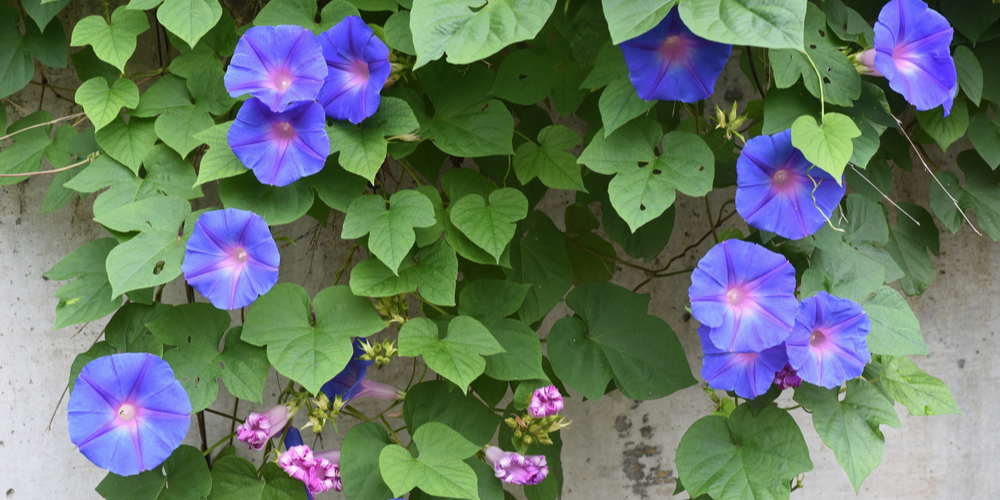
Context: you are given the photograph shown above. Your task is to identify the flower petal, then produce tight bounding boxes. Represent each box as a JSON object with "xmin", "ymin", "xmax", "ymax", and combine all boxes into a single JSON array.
[
  {"xmin": 317, "ymin": 16, "xmax": 391, "ymax": 123},
  {"xmin": 786, "ymin": 292, "xmax": 872, "ymax": 388},
  {"xmin": 224, "ymin": 25, "xmax": 327, "ymax": 112},
  {"xmin": 700, "ymin": 326, "xmax": 788, "ymax": 399}
]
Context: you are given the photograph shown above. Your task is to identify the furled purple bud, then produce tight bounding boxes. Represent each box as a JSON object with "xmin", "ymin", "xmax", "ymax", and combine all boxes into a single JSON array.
[
  {"xmin": 236, "ymin": 404, "xmax": 289, "ymax": 451},
  {"xmin": 483, "ymin": 446, "xmax": 549, "ymax": 486},
  {"xmin": 279, "ymin": 444, "xmax": 343, "ymax": 495},
  {"xmin": 527, "ymin": 385, "xmax": 564, "ymax": 418},
  {"xmin": 773, "ymin": 364, "xmax": 802, "ymax": 390}
]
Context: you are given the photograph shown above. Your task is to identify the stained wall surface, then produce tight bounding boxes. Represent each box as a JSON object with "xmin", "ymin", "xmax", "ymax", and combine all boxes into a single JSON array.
[{"xmin": 0, "ymin": 7, "xmax": 995, "ymax": 500}]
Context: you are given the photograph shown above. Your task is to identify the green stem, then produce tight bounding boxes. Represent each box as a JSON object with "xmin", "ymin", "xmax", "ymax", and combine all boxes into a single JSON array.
[
  {"xmin": 333, "ymin": 243, "xmax": 359, "ymax": 286},
  {"xmin": 381, "ymin": 414, "xmax": 404, "ymax": 445},
  {"xmin": 802, "ymin": 50, "xmax": 825, "ymax": 122},
  {"xmin": 203, "ymin": 407, "xmax": 243, "ymax": 422},
  {"xmin": 203, "ymin": 431, "xmax": 238, "ymax": 456},
  {"xmin": 705, "ymin": 196, "xmax": 719, "ymax": 244},
  {"xmin": 513, "ymin": 128, "xmax": 536, "ymax": 144},
  {"xmin": 399, "ymin": 159, "xmax": 425, "ymax": 186},
  {"xmin": 413, "ymin": 292, "xmax": 448, "ymax": 315}
]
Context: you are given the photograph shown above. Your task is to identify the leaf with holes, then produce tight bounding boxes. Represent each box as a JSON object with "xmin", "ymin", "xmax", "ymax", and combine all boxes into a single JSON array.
[
  {"xmin": 342, "ymin": 190, "xmax": 437, "ymax": 273},
  {"xmin": 242, "ymin": 284, "xmax": 386, "ymax": 395},
  {"xmin": 450, "ymin": 188, "xmax": 529, "ymax": 264},
  {"xmin": 398, "ymin": 316, "xmax": 506, "ymax": 391},
  {"xmin": 148, "ymin": 304, "xmax": 269, "ymax": 412},
  {"xmin": 103, "ymin": 197, "xmax": 193, "ymax": 297},
  {"xmin": 44, "ymin": 238, "xmax": 121, "ymax": 331}
]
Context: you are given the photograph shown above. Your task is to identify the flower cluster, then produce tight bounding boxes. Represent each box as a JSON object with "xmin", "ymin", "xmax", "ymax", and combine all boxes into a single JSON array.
[
  {"xmin": 236, "ymin": 404, "xmax": 289, "ymax": 451},
  {"xmin": 507, "ymin": 386, "xmax": 570, "ymax": 449},
  {"xmin": 280, "ymin": 428, "xmax": 342, "ymax": 496},
  {"xmin": 620, "ymin": 7, "xmax": 731, "ymax": 103},
  {"xmin": 68, "ymin": 353, "xmax": 191, "ymax": 476},
  {"xmin": 690, "ymin": 240, "xmax": 872, "ymax": 398},
  {"xmin": 224, "ymin": 17, "xmax": 390, "ymax": 187},
  {"xmin": 857, "ymin": 0, "xmax": 958, "ymax": 116},
  {"xmin": 483, "ymin": 446, "xmax": 549, "ymax": 486}
]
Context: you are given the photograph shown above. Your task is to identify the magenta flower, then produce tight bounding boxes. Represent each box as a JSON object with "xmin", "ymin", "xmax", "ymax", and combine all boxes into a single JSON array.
[
  {"xmin": 786, "ymin": 292, "xmax": 872, "ymax": 389},
  {"xmin": 228, "ymin": 98, "xmax": 330, "ymax": 187},
  {"xmin": 317, "ymin": 16, "xmax": 391, "ymax": 124},
  {"xmin": 773, "ymin": 364, "xmax": 802, "ymax": 390},
  {"xmin": 736, "ymin": 129, "xmax": 845, "ymax": 240},
  {"xmin": 484, "ymin": 446, "xmax": 549, "ymax": 486},
  {"xmin": 698, "ymin": 326, "xmax": 788, "ymax": 399},
  {"xmin": 528, "ymin": 385, "xmax": 564, "ymax": 418},
  {"xmin": 688, "ymin": 239, "xmax": 798, "ymax": 352},
  {"xmin": 224, "ymin": 25, "xmax": 327, "ymax": 112},
  {"xmin": 279, "ymin": 436, "xmax": 342, "ymax": 495},
  {"xmin": 619, "ymin": 7, "xmax": 732, "ymax": 103},
  {"xmin": 236, "ymin": 404, "xmax": 289, "ymax": 451},
  {"xmin": 871, "ymin": 0, "xmax": 958, "ymax": 115},
  {"xmin": 182, "ymin": 208, "xmax": 280, "ymax": 310},
  {"xmin": 321, "ymin": 338, "xmax": 404, "ymax": 403},
  {"xmin": 68, "ymin": 353, "xmax": 191, "ymax": 476}
]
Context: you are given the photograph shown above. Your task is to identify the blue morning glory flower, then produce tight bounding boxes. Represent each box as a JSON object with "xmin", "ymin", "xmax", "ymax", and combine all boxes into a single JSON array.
[
  {"xmin": 68, "ymin": 353, "xmax": 191, "ymax": 476},
  {"xmin": 736, "ymin": 129, "xmax": 845, "ymax": 240},
  {"xmin": 872, "ymin": 0, "xmax": 958, "ymax": 115},
  {"xmin": 619, "ymin": 7, "xmax": 732, "ymax": 103},
  {"xmin": 321, "ymin": 338, "xmax": 403, "ymax": 403},
  {"xmin": 785, "ymin": 292, "xmax": 872, "ymax": 389},
  {"xmin": 688, "ymin": 239, "xmax": 798, "ymax": 352},
  {"xmin": 227, "ymin": 97, "xmax": 331, "ymax": 187},
  {"xmin": 699, "ymin": 326, "xmax": 788, "ymax": 399},
  {"xmin": 224, "ymin": 25, "xmax": 328, "ymax": 112},
  {"xmin": 182, "ymin": 208, "xmax": 280, "ymax": 310},
  {"xmin": 317, "ymin": 16, "xmax": 391, "ymax": 124}
]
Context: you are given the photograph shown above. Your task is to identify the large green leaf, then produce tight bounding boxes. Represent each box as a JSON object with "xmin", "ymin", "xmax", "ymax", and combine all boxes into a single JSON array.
[
  {"xmin": 885, "ymin": 202, "xmax": 938, "ymax": 295},
  {"xmin": 208, "ymin": 457, "xmax": 307, "ymax": 500},
  {"xmin": 95, "ymin": 116, "xmax": 157, "ymax": 175},
  {"xmin": 968, "ymin": 110, "xmax": 1000, "ymax": 170},
  {"xmin": 341, "ymin": 423, "xmax": 395, "ymax": 500},
  {"xmin": 253, "ymin": 0, "xmax": 359, "ymax": 33},
  {"xmin": 512, "ymin": 125, "xmax": 585, "ymax": 191},
  {"xmin": 503, "ymin": 212, "xmax": 574, "ymax": 325},
  {"xmin": 96, "ymin": 446, "xmax": 211, "ymax": 500},
  {"xmin": 0, "ymin": 111, "xmax": 56, "ymax": 184},
  {"xmin": 548, "ymin": 282, "xmax": 695, "ymax": 401},
  {"xmin": 880, "ymin": 355, "xmax": 961, "ymax": 416},
  {"xmin": 403, "ymin": 381, "xmax": 503, "ymax": 447},
  {"xmin": 147, "ymin": 304, "xmax": 269, "ymax": 412},
  {"xmin": 456, "ymin": 280, "xmax": 545, "ymax": 381},
  {"xmin": 23, "ymin": 15, "xmax": 69, "ymax": 69},
  {"xmin": 769, "ymin": 4, "xmax": 861, "ymax": 106},
  {"xmin": 676, "ymin": 405, "xmax": 813, "ymax": 500},
  {"xmin": 409, "ymin": 0, "xmax": 558, "ymax": 68},
  {"xmin": 193, "ymin": 121, "xmax": 247, "ymax": 186},
  {"xmin": 69, "ymin": 342, "xmax": 118, "ymax": 393},
  {"xmin": 791, "ymin": 112, "xmax": 860, "ymax": 181},
  {"xmin": 43, "ymin": 238, "xmax": 121, "ymax": 330},
  {"xmin": 157, "ymin": 0, "xmax": 223, "ymax": 48},
  {"xmin": 349, "ymin": 239, "xmax": 459, "ymax": 306},
  {"xmin": 679, "ymin": 0, "xmax": 806, "ymax": 50},
  {"xmin": 155, "ymin": 103, "xmax": 214, "ymax": 157},
  {"xmin": 598, "ymin": 76, "xmax": 656, "ymax": 136},
  {"xmin": 22, "ymin": 0, "xmax": 71, "ymax": 34},
  {"xmin": 398, "ymin": 316, "xmax": 506, "ymax": 391},
  {"xmin": 0, "ymin": 6, "xmax": 33, "ymax": 99},
  {"xmin": 450, "ymin": 188, "xmax": 529, "ymax": 264},
  {"xmin": 916, "ymin": 99, "xmax": 969, "ymax": 152},
  {"xmin": 564, "ymin": 204, "xmax": 617, "ymax": 283},
  {"xmin": 378, "ymin": 422, "xmax": 482, "ymax": 500},
  {"xmin": 104, "ymin": 302, "xmax": 171, "ymax": 355},
  {"xmin": 603, "ymin": 0, "xmax": 677, "ymax": 44},
  {"xmin": 307, "ymin": 159, "xmax": 367, "ymax": 213},
  {"xmin": 75, "ymin": 77, "xmax": 140, "ymax": 131},
  {"xmin": 956, "ymin": 151, "xmax": 1000, "ymax": 240},
  {"xmin": 217, "ymin": 173, "xmax": 314, "ymax": 226},
  {"xmin": 242, "ymin": 284, "xmax": 386, "ymax": 395},
  {"xmin": 801, "ymin": 231, "xmax": 884, "ymax": 303},
  {"xmin": 862, "ymin": 286, "xmax": 927, "ymax": 356},
  {"xmin": 343, "ymin": 191, "xmax": 436, "ymax": 273},
  {"xmin": 327, "ymin": 97, "xmax": 420, "ymax": 182},
  {"xmin": 71, "ymin": 7, "xmax": 149, "ymax": 71},
  {"xmin": 793, "ymin": 381, "xmax": 900, "ymax": 493},
  {"xmin": 955, "ymin": 45, "xmax": 983, "ymax": 106}
]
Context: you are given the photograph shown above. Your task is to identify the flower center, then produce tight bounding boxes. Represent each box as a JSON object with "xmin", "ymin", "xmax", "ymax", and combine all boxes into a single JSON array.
[
  {"xmin": 271, "ymin": 68, "xmax": 294, "ymax": 91},
  {"xmin": 659, "ymin": 35, "xmax": 688, "ymax": 61},
  {"xmin": 273, "ymin": 121, "xmax": 296, "ymax": 142},
  {"xmin": 726, "ymin": 287, "xmax": 747, "ymax": 306},
  {"xmin": 229, "ymin": 246, "xmax": 249, "ymax": 266},
  {"xmin": 771, "ymin": 169, "xmax": 796, "ymax": 192},
  {"xmin": 810, "ymin": 329, "xmax": 827, "ymax": 347},
  {"xmin": 117, "ymin": 404, "xmax": 137, "ymax": 422},
  {"xmin": 350, "ymin": 60, "xmax": 370, "ymax": 86}
]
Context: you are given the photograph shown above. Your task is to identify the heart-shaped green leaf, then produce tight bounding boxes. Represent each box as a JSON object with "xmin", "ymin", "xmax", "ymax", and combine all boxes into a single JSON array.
[
  {"xmin": 71, "ymin": 7, "xmax": 149, "ymax": 71},
  {"xmin": 75, "ymin": 77, "xmax": 140, "ymax": 131},
  {"xmin": 342, "ymin": 190, "xmax": 437, "ymax": 274},
  {"xmin": 450, "ymin": 188, "xmax": 529, "ymax": 263},
  {"xmin": 398, "ymin": 316, "xmax": 505, "ymax": 392},
  {"xmin": 378, "ymin": 422, "xmax": 482, "ymax": 500}
]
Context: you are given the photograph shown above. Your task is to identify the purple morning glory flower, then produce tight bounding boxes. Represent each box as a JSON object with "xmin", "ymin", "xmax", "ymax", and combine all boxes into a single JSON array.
[
  {"xmin": 871, "ymin": 0, "xmax": 958, "ymax": 115},
  {"xmin": 182, "ymin": 208, "xmax": 280, "ymax": 310},
  {"xmin": 317, "ymin": 16, "xmax": 391, "ymax": 124},
  {"xmin": 786, "ymin": 292, "xmax": 872, "ymax": 389},
  {"xmin": 236, "ymin": 404, "xmax": 289, "ymax": 451},
  {"xmin": 320, "ymin": 338, "xmax": 404, "ymax": 403},
  {"xmin": 688, "ymin": 239, "xmax": 798, "ymax": 352},
  {"xmin": 528, "ymin": 385, "xmax": 564, "ymax": 418},
  {"xmin": 228, "ymin": 98, "xmax": 330, "ymax": 187},
  {"xmin": 619, "ymin": 7, "xmax": 732, "ymax": 103},
  {"xmin": 484, "ymin": 446, "xmax": 549, "ymax": 486},
  {"xmin": 279, "ymin": 427, "xmax": 342, "ymax": 495},
  {"xmin": 698, "ymin": 326, "xmax": 788, "ymax": 399},
  {"xmin": 68, "ymin": 353, "xmax": 191, "ymax": 476},
  {"xmin": 774, "ymin": 363, "xmax": 802, "ymax": 390},
  {"xmin": 736, "ymin": 129, "xmax": 845, "ymax": 240},
  {"xmin": 224, "ymin": 25, "xmax": 327, "ymax": 112}
]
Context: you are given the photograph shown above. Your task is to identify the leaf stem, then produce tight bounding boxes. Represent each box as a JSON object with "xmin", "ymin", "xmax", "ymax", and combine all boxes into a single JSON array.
[
  {"xmin": 0, "ymin": 112, "xmax": 85, "ymax": 142},
  {"xmin": 381, "ymin": 414, "xmax": 404, "ymax": 445},
  {"xmin": 333, "ymin": 243, "xmax": 360, "ymax": 286},
  {"xmin": 513, "ymin": 128, "xmax": 536, "ymax": 145},
  {"xmin": 0, "ymin": 154, "xmax": 96, "ymax": 178},
  {"xmin": 802, "ymin": 50, "xmax": 825, "ymax": 123},
  {"xmin": 203, "ymin": 407, "xmax": 244, "ymax": 422},
  {"xmin": 399, "ymin": 159, "xmax": 425, "ymax": 186},
  {"xmin": 413, "ymin": 292, "xmax": 448, "ymax": 315},
  {"xmin": 704, "ymin": 196, "xmax": 719, "ymax": 243},
  {"xmin": 203, "ymin": 431, "xmax": 238, "ymax": 456},
  {"xmin": 745, "ymin": 46, "xmax": 766, "ymax": 97}
]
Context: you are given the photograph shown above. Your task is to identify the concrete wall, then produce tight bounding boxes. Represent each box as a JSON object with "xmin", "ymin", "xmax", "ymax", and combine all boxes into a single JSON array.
[{"xmin": 1, "ymin": 5, "xmax": 996, "ymax": 499}]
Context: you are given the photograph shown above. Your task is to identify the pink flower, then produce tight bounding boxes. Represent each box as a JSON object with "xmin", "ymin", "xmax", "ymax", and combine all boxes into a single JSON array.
[
  {"xmin": 236, "ymin": 405, "xmax": 289, "ymax": 451},
  {"xmin": 528, "ymin": 385, "xmax": 564, "ymax": 418},
  {"xmin": 773, "ymin": 364, "xmax": 802, "ymax": 390},
  {"xmin": 279, "ymin": 443, "xmax": 343, "ymax": 495},
  {"xmin": 484, "ymin": 446, "xmax": 549, "ymax": 486}
]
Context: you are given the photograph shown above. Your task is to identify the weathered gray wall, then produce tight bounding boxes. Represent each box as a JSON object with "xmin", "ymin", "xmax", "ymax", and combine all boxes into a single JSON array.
[{"xmin": 1, "ymin": 5, "xmax": 995, "ymax": 499}]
